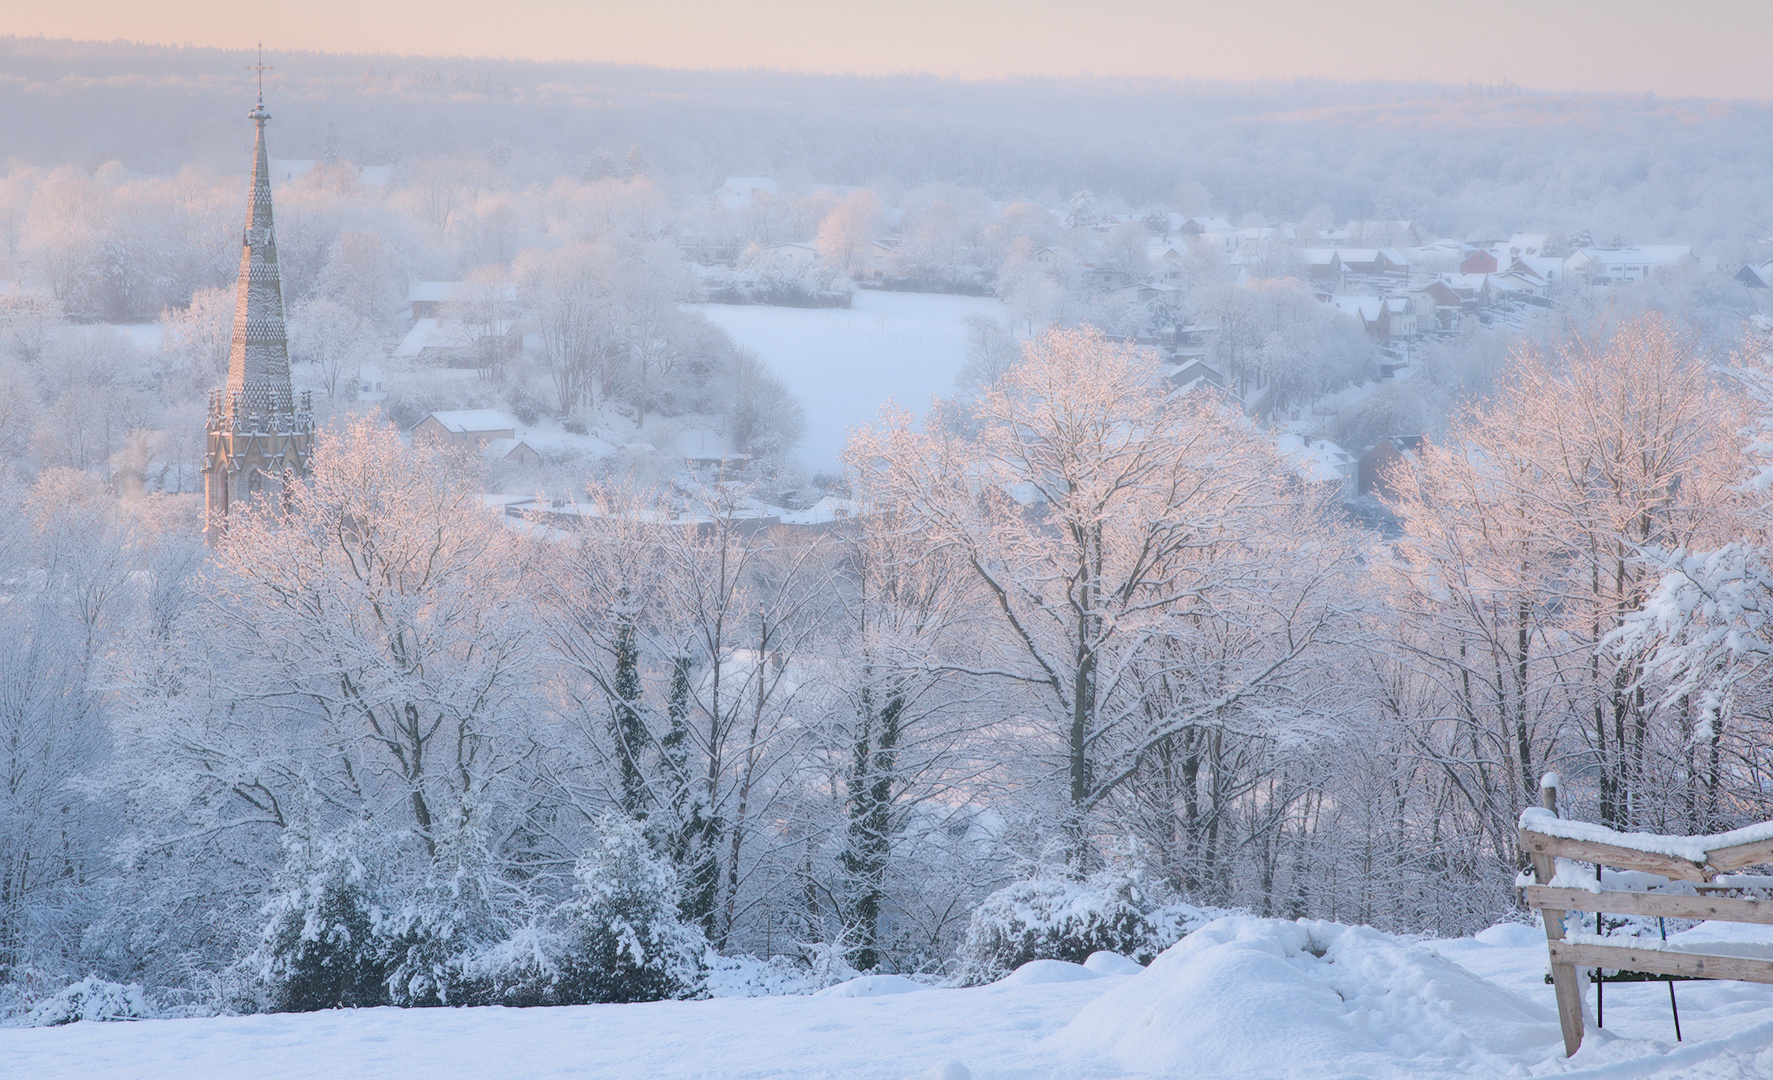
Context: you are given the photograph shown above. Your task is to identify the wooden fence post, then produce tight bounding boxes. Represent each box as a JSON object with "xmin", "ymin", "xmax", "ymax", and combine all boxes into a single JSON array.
[{"xmin": 1534, "ymin": 772, "xmax": 1585, "ymax": 1056}]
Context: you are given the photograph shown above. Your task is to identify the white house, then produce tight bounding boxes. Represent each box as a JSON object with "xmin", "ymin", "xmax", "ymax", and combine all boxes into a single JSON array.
[
  {"xmin": 1563, "ymin": 246, "xmax": 1695, "ymax": 285},
  {"xmin": 411, "ymin": 409, "xmax": 517, "ymax": 448},
  {"xmin": 1329, "ymin": 294, "xmax": 1384, "ymax": 334},
  {"xmin": 1277, "ymin": 434, "xmax": 1358, "ymax": 501},
  {"xmin": 1511, "ymin": 256, "xmax": 1564, "ymax": 284},
  {"xmin": 482, "ymin": 437, "xmax": 543, "ymax": 468},
  {"xmin": 1383, "ymin": 297, "xmax": 1418, "ymax": 340},
  {"xmin": 762, "ymin": 241, "xmax": 821, "ymax": 268},
  {"xmin": 395, "ymin": 317, "xmax": 472, "ymax": 358},
  {"xmin": 860, "ymin": 240, "xmax": 898, "ymax": 281}
]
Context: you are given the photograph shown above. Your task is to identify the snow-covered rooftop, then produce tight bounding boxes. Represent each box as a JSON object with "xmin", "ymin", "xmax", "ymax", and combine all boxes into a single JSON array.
[
  {"xmin": 1571, "ymin": 245, "xmax": 1694, "ymax": 265},
  {"xmin": 395, "ymin": 318, "xmax": 473, "ymax": 357},
  {"xmin": 1329, "ymin": 295, "xmax": 1382, "ymax": 322},
  {"xmin": 1277, "ymin": 434, "xmax": 1356, "ymax": 485},
  {"xmin": 418, "ymin": 409, "xmax": 516, "ymax": 434}
]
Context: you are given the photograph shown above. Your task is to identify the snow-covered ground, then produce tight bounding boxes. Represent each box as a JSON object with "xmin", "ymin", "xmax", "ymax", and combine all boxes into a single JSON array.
[
  {"xmin": 11, "ymin": 917, "xmax": 1773, "ymax": 1079},
  {"xmin": 692, "ymin": 290, "xmax": 1008, "ymax": 471}
]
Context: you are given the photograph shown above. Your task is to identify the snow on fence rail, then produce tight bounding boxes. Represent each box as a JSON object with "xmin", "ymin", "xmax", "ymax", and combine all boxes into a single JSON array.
[{"xmin": 1519, "ymin": 775, "xmax": 1773, "ymax": 1057}]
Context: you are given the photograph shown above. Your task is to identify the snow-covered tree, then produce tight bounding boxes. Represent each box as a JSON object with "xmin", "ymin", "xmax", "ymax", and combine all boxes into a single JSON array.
[
  {"xmin": 1394, "ymin": 314, "xmax": 1745, "ymax": 841},
  {"xmin": 553, "ymin": 814, "xmax": 707, "ymax": 1003},
  {"xmin": 852, "ymin": 327, "xmax": 1354, "ymax": 866},
  {"xmin": 814, "ymin": 190, "xmax": 883, "ymax": 274}
]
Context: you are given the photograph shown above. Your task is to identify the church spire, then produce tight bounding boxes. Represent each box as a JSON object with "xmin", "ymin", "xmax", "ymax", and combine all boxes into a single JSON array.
[
  {"xmin": 204, "ymin": 57, "xmax": 314, "ymax": 544},
  {"xmin": 225, "ymin": 49, "xmax": 293, "ymax": 416}
]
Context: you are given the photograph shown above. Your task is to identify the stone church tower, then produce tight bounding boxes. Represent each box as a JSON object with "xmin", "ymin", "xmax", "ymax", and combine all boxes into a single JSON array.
[{"xmin": 204, "ymin": 89, "xmax": 314, "ymax": 543}]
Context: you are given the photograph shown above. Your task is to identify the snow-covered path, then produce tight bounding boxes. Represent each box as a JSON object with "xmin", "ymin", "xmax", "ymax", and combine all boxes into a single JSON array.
[{"xmin": 8, "ymin": 924, "xmax": 1773, "ymax": 1080}]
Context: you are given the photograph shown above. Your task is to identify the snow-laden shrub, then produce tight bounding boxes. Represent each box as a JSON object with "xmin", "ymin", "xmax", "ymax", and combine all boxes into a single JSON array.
[
  {"xmin": 254, "ymin": 825, "xmax": 394, "ymax": 1012},
  {"xmin": 504, "ymin": 385, "xmax": 543, "ymax": 426},
  {"xmin": 554, "ymin": 814, "xmax": 709, "ymax": 1003},
  {"xmin": 699, "ymin": 937, "xmax": 920, "ymax": 998},
  {"xmin": 26, "ymin": 978, "xmax": 152, "ymax": 1026},
  {"xmin": 254, "ymin": 824, "xmax": 514, "ymax": 1011},
  {"xmin": 706, "ymin": 248, "xmax": 855, "ymax": 308},
  {"xmin": 458, "ymin": 924, "xmax": 566, "ymax": 1007},
  {"xmin": 703, "ymin": 952, "xmax": 826, "ymax": 998},
  {"xmin": 955, "ymin": 871, "xmax": 1157, "ymax": 986},
  {"xmin": 378, "ymin": 837, "xmax": 506, "ymax": 1007},
  {"xmin": 794, "ymin": 937, "xmax": 863, "ymax": 989},
  {"xmin": 376, "ymin": 892, "xmax": 471, "ymax": 1008}
]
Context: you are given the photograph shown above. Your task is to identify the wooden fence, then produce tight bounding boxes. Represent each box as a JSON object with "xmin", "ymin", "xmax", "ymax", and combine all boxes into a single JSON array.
[{"xmin": 1520, "ymin": 781, "xmax": 1773, "ymax": 1056}]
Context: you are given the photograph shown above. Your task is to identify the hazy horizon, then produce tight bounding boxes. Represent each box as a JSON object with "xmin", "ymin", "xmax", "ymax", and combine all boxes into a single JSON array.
[
  {"xmin": 8, "ymin": 0, "xmax": 1773, "ymax": 101},
  {"xmin": 2, "ymin": 31, "xmax": 1735, "ymax": 102}
]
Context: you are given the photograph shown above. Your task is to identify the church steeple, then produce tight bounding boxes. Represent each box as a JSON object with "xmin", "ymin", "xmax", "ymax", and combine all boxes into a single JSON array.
[
  {"xmin": 224, "ymin": 83, "xmax": 294, "ymax": 414},
  {"xmin": 204, "ymin": 60, "xmax": 314, "ymax": 544}
]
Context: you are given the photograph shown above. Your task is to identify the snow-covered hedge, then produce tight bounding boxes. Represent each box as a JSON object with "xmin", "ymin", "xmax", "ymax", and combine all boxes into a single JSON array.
[
  {"xmin": 26, "ymin": 978, "xmax": 153, "ymax": 1026},
  {"xmin": 1146, "ymin": 900, "xmax": 1226, "ymax": 952},
  {"xmin": 448, "ymin": 815, "xmax": 712, "ymax": 1007},
  {"xmin": 458, "ymin": 924, "xmax": 569, "ymax": 1007},
  {"xmin": 954, "ymin": 871, "xmax": 1230, "ymax": 986},
  {"xmin": 255, "ymin": 825, "xmax": 399, "ymax": 1012},
  {"xmin": 703, "ymin": 249, "xmax": 855, "ymax": 308},
  {"xmin": 551, "ymin": 815, "xmax": 709, "ymax": 1003},
  {"xmin": 253, "ymin": 816, "xmax": 711, "ymax": 1012},
  {"xmin": 955, "ymin": 873, "xmax": 1152, "ymax": 986}
]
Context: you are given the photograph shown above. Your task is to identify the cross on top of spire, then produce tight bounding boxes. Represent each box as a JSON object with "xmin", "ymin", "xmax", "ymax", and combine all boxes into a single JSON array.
[{"xmin": 248, "ymin": 43, "xmax": 273, "ymax": 121}]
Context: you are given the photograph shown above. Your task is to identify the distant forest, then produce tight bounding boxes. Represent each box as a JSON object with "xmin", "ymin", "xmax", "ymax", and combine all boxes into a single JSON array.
[{"xmin": 3, "ymin": 35, "xmax": 1771, "ymax": 252}]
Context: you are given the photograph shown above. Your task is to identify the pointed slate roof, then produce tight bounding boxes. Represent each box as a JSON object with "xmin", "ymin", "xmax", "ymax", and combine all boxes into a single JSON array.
[{"xmin": 224, "ymin": 93, "xmax": 294, "ymax": 417}]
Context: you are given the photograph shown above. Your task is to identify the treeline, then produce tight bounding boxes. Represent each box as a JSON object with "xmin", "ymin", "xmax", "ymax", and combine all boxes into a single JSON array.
[
  {"xmin": 4, "ymin": 315, "xmax": 1773, "ymax": 1016},
  {"xmin": 6, "ymin": 36, "xmax": 1773, "ymax": 248}
]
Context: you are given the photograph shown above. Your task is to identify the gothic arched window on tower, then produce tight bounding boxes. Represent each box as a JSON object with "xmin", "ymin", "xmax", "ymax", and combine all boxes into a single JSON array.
[{"xmin": 248, "ymin": 469, "xmax": 264, "ymax": 496}]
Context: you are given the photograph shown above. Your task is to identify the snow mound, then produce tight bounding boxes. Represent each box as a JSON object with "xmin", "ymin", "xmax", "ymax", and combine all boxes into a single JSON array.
[
  {"xmin": 994, "ymin": 959, "xmax": 1101, "ymax": 986},
  {"xmin": 1050, "ymin": 916, "xmax": 1560, "ymax": 1077},
  {"xmin": 26, "ymin": 978, "xmax": 151, "ymax": 1026},
  {"xmin": 910, "ymin": 1063, "xmax": 971, "ymax": 1080},
  {"xmin": 1083, "ymin": 951, "xmax": 1145, "ymax": 975},
  {"xmin": 704, "ymin": 952, "xmax": 828, "ymax": 998},
  {"xmin": 814, "ymin": 974, "xmax": 931, "ymax": 998},
  {"xmin": 1474, "ymin": 922, "xmax": 1545, "ymax": 948}
]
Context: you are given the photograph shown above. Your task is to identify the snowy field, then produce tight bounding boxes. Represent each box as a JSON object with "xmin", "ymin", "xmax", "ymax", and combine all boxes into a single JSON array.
[
  {"xmin": 691, "ymin": 291, "xmax": 1008, "ymax": 471},
  {"xmin": 10, "ymin": 917, "xmax": 1773, "ymax": 1080}
]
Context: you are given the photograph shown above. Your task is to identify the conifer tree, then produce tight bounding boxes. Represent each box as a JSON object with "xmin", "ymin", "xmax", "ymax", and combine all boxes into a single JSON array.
[{"xmin": 655, "ymin": 653, "xmax": 720, "ymax": 933}]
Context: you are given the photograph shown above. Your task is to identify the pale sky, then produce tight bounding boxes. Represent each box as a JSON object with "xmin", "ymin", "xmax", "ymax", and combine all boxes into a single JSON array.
[{"xmin": 8, "ymin": 0, "xmax": 1773, "ymax": 100}]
